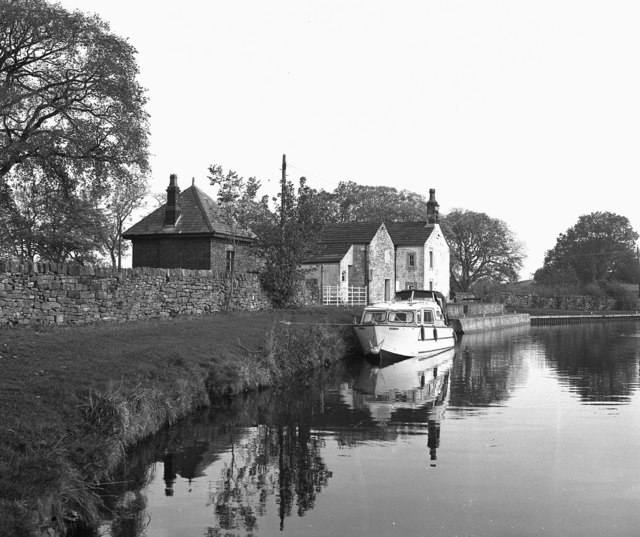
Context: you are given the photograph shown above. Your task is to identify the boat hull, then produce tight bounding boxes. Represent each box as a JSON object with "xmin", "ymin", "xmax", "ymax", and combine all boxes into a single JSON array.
[{"xmin": 354, "ymin": 323, "xmax": 456, "ymax": 364}]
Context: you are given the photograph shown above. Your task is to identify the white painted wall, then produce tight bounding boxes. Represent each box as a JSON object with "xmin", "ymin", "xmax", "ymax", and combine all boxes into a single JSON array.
[{"xmin": 423, "ymin": 224, "xmax": 450, "ymax": 298}]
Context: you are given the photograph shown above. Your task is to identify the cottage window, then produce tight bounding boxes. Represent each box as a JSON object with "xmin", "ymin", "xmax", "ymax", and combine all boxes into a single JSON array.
[
  {"xmin": 407, "ymin": 252, "xmax": 416, "ymax": 268},
  {"xmin": 226, "ymin": 250, "xmax": 235, "ymax": 272},
  {"xmin": 429, "ymin": 250, "xmax": 434, "ymax": 269}
]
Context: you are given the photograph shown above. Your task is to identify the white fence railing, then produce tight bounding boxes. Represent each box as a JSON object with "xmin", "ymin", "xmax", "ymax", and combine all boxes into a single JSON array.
[{"xmin": 323, "ymin": 286, "xmax": 367, "ymax": 306}]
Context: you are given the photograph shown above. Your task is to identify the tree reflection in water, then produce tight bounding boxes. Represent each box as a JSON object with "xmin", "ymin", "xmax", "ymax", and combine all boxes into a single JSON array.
[
  {"xmin": 95, "ymin": 360, "xmax": 350, "ymax": 537},
  {"xmin": 535, "ymin": 323, "xmax": 640, "ymax": 403},
  {"xmin": 208, "ymin": 424, "xmax": 332, "ymax": 532}
]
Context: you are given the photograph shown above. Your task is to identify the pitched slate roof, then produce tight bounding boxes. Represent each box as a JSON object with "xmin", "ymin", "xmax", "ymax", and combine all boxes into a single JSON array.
[
  {"xmin": 123, "ymin": 185, "xmax": 255, "ymax": 240},
  {"xmin": 303, "ymin": 221, "xmax": 445, "ymax": 264},
  {"xmin": 385, "ymin": 221, "xmax": 437, "ymax": 246},
  {"xmin": 303, "ymin": 222, "xmax": 385, "ymax": 263}
]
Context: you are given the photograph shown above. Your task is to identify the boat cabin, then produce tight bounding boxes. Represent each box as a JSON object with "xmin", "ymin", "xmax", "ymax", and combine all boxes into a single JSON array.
[{"xmin": 361, "ymin": 306, "xmax": 443, "ymax": 325}]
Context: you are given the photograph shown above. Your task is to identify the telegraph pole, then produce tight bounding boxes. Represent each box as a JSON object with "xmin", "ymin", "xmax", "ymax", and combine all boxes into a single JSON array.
[
  {"xmin": 637, "ymin": 246, "xmax": 640, "ymax": 298},
  {"xmin": 280, "ymin": 154, "xmax": 286, "ymax": 230}
]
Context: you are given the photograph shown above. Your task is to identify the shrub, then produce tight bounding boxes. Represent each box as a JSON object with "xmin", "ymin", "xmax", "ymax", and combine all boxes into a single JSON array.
[{"xmin": 602, "ymin": 282, "xmax": 639, "ymax": 310}]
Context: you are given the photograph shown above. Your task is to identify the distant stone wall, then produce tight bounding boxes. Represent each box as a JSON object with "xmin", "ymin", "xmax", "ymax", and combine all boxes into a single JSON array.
[
  {"xmin": 451, "ymin": 313, "xmax": 530, "ymax": 334},
  {"xmin": 0, "ymin": 259, "xmax": 273, "ymax": 326},
  {"xmin": 448, "ymin": 302, "xmax": 505, "ymax": 317},
  {"xmin": 501, "ymin": 293, "xmax": 616, "ymax": 311}
]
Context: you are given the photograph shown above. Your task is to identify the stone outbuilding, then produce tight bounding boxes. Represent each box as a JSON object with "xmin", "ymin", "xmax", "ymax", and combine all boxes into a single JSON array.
[
  {"xmin": 123, "ymin": 174, "xmax": 258, "ymax": 272},
  {"xmin": 302, "ymin": 188, "xmax": 450, "ymax": 304}
]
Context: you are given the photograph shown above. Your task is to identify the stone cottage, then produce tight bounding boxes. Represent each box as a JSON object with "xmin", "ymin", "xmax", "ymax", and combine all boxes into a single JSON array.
[
  {"xmin": 302, "ymin": 188, "xmax": 450, "ymax": 304},
  {"xmin": 302, "ymin": 222, "xmax": 395, "ymax": 304},
  {"xmin": 123, "ymin": 174, "xmax": 258, "ymax": 271}
]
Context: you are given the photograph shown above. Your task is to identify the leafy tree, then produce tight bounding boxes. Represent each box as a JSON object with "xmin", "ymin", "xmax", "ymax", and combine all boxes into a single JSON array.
[
  {"xmin": 532, "ymin": 262, "xmax": 580, "ymax": 291},
  {"xmin": 328, "ymin": 181, "xmax": 430, "ymax": 223},
  {"xmin": 255, "ymin": 177, "xmax": 325, "ymax": 306},
  {"xmin": 441, "ymin": 209, "xmax": 524, "ymax": 291},
  {"xmin": 208, "ymin": 164, "xmax": 269, "ymax": 232},
  {"xmin": 0, "ymin": 168, "xmax": 106, "ymax": 263},
  {"xmin": 0, "ymin": 0, "xmax": 149, "ymax": 196},
  {"xmin": 99, "ymin": 171, "xmax": 148, "ymax": 269},
  {"xmin": 537, "ymin": 212, "xmax": 639, "ymax": 285}
]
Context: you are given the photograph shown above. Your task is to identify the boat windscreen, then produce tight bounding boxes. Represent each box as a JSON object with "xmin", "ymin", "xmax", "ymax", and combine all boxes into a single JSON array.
[
  {"xmin": 387, "ymin": 311, "xmax": 414, "ymax": 323},
  {"xmin": 362, "ymin": 311, "xmax": 387, "ymax": 323}
]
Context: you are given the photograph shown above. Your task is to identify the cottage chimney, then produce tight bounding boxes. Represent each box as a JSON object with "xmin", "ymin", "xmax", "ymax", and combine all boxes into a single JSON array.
[
  {"xmin": 426, "ymin": 188, "xmax": 440, "ymax": 224},
  {"xmin": 164, "ymin": 173, "xmax": 180, "ymax": 226}
]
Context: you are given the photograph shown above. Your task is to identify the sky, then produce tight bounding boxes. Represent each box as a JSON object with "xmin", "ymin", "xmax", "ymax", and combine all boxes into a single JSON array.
[{"xmin": 56, "ymin": 0, "xmax": 640, "ymax": 278}]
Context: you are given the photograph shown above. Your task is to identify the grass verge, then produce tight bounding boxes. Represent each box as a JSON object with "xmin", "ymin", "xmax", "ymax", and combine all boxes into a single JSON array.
[{"xmin": 0, "ymin": 307, "xmax": 361, "ymax": 536}]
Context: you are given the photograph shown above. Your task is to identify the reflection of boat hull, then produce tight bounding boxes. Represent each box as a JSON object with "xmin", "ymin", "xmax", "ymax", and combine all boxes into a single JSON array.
[
  {"xmin": 355, "ymin": 324, "xmax": 456, "ymax": 363},
  {"xmin": 351, "ymin": 348, "xmax": 455, "ymax": 425},
  {"xmin": 357, "ymin": 347, "xmax": 455, "ymax": 396}
]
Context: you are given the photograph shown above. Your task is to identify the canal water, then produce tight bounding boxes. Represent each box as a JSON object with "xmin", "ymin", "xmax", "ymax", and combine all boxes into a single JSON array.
[{"xmin": 97, "ymin": 322, "xmax": 640, "ymax": 537}]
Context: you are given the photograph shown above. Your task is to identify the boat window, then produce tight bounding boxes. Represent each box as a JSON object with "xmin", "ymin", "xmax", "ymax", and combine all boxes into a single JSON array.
[
  {"xmin": 388, "ymin": 311, "xmax": 414, "ymax": 323},
  {"xmin": 423, "ymin": 310, "xmax": 434, "ymax": 323},
  {"xmin": 363, "ymin": 311, "xmax": 387, "ymax": 323}
]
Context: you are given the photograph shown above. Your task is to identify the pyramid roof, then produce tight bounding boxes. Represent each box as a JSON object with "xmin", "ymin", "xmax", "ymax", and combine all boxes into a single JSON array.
[{"xmin": 123, "ymin": 185, "xmax": 255, "ymax": 241}]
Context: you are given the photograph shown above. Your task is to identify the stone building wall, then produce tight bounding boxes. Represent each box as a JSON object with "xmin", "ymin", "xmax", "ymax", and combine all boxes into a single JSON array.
[
  {"xmin": 0, "ymin": 259, "xmax": 272, "ymax": 326},
  {"xmin": 424, "ymin": 226, "xmax": 450, "ymax": 298},
  {"xmin": 209, "ymin": 239, "xmax": 260, "ymax": 274},
  {"xmin": 130, "ymin": 236, "xmax": 259, "ymax": 272},
  {"xmin": 350, "ymin": 245, "xmax": 366, "ymax": 287},
  {"xmin": 367, "ymin": 225, "xmax": 395, "ymax": 303},
  {"xmin": 395, "ymin": 246, "xmax": 424, "ymax": 291}
]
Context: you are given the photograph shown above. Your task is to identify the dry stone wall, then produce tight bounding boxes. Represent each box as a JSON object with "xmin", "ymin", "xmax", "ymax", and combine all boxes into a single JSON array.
[
  {"xmin": 447, "ymin": 302, "xmax": 505, "ymax": 317},
  {"xmin": 0, "ymin": 259, "xmax": 272, "ymax": 326},
  {"xmin": 500, "ymin": 293, "xmax": 616, "ymax": 311}
]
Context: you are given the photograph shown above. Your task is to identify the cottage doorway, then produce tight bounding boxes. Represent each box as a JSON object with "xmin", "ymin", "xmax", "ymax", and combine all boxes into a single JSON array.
[{"xmin": 384, "ymin": 279, "xmax": 391, "ymax": 301}]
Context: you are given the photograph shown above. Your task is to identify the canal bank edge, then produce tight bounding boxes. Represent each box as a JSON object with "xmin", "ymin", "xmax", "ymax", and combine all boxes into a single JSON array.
[
  {"xmin": 0, "ymin": 312, "xmax": 360, "ymax": 537},
  {"xmin": 450, "ymin": 313, "xmax": 531, "ymax": 334}
]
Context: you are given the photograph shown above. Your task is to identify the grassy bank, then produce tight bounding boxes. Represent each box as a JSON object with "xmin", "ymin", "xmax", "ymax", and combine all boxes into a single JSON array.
[{"xmin": 0, "ymin": 307, "xmax": 362, "ymax": 537}]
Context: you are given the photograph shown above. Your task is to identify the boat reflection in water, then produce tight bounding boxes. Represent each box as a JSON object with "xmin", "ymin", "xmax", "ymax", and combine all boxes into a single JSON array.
[{"xmin": 345, "ymin": 347, "xmax": 455, "ymax": 465}]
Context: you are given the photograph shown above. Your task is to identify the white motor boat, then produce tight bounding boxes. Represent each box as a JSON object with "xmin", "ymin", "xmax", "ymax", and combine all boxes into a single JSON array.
[{"xmin": 353, "ymin": 290, "xmax": 456, "ymax": 363}]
